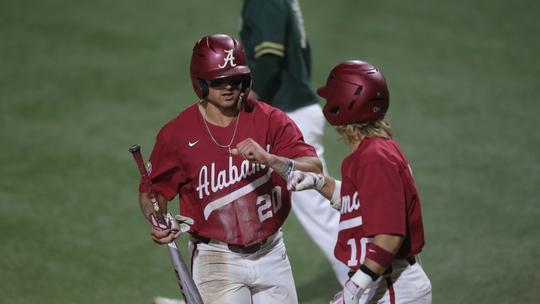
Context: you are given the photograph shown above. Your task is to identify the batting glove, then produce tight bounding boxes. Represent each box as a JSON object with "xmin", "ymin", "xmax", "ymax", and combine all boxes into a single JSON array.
[
  {"xmin": 173, "ymin": 214, "xmax": 195, "ymax": 233},
  {"xmin": 329, "ymin": 279, "xmax": 364, "ymax": 304},
  {"xmin": 150, "ymin": 213, "xmax": 183, "ymax": 231},
  {"xmin": 287, "ymin": 170, "xmax": 325, "ymax": 191},
  {"xmin": 329, "ymin": 290, "xmax": 345, "ymax": 304},
  {"xmin": 330, "ymin": 180, "xmax": 342, "ymax": 211},
  {"xmin": 150, "ymin": 213, "xmax": 172, "ymax": 230}
]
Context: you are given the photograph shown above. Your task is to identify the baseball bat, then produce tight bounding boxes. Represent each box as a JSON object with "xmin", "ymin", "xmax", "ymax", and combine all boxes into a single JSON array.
[{"xmin": 129, "ymin": 144, "xmax": 204, "ymax": 304}]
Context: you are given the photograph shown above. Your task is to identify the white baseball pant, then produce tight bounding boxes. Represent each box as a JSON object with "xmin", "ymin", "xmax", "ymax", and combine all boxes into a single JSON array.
[
  {"xmin": 358, "ymin": 257, "xmax": 432, "ymax": 304},
  {"xmin": 190, "ymin": 230, "xmax": 298, "ymax": 304}
]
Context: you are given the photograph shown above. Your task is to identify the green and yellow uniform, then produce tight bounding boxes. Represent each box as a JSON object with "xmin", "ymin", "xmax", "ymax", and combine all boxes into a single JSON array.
[
  {"xmin": 240, "ymin": 0, "xmax": 318, "ymax": 112},
  {"xmin": 240, "ymin": 0, "xmax": 351, "ymax": 286}
]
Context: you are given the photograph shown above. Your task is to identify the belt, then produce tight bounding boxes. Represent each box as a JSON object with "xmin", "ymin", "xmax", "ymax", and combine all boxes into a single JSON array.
[
  {"xmin": 190, "ymin": 233, "xmax": 268, "ymax": 254},
  {"xmin": 383, "ymin": 256, "xmax": 416, "ymax": 275}
]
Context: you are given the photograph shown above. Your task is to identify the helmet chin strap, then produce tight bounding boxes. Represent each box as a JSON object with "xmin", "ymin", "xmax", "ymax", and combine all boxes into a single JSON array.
[{"xmin": 236, "ymin": 93, "xmax": 245, "ymax": 111}]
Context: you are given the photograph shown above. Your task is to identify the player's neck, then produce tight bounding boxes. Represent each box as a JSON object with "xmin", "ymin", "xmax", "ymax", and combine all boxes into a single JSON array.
[
  {"xmin": 199, "ymin": 103, "xmax": 239, "ymax": 127},
  {"xmin": 348, "ymin": 137, "xmax": 364, "ymax": 151}
]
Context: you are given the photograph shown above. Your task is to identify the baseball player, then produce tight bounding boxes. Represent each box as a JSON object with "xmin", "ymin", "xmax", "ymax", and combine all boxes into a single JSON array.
[
  {"xmin": 287, "ymin": 60, "xmax": 432, "ymax": 304},
  {"xmin": 138, "ymin": 34, "xmax": 322, "ymax": 304},
  {"xmin": 240, "ymin": 0, "xmax": 349, "ymax": 284}
]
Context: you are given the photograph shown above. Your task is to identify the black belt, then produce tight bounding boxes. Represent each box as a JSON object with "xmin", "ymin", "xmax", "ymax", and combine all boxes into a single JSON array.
[
  {"xmin": 383, "ymin": 256, "xmax": 416, "ymax": 275},
  {"xmin": 190, "ymin": 233, "xmax": 268, "ymax": 254}
]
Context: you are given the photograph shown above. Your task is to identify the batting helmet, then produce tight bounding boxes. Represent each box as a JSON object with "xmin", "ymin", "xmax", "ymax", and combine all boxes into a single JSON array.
[
  {"xmin": 190, "ymin": 34, "xmax": 252, "ymax": 99},
  {"xmin": 317, "ymin": 60, "xmax": 389, "ymax": 125}
]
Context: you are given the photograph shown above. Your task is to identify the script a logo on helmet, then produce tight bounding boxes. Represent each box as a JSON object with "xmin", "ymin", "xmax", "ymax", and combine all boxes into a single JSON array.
[{"xmin": 218, "ymin": 49, "xmax": 237, "ymax": 68}]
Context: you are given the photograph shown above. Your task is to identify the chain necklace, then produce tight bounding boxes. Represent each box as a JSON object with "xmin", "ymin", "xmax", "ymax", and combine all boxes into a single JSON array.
[{"xmin": 201, "ymin": 108, "xmax": 240, "ymax": 155}]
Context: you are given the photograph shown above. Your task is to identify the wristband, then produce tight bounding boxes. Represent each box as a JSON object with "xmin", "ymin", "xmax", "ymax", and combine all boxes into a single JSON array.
[
  {"xmin": 350, "ymin": 266, "xmax": 376, "ymax": 289},
  {"xmin": 365, "ymin": 243, "xmax": 394, "ymax": 270},
  {"xmin": 283, "ymin": 159, "xmax": 295, "ymax": 177},
  {"xmin": 359, "ymin": 264, "xmax": 379, "ymax": 281}
]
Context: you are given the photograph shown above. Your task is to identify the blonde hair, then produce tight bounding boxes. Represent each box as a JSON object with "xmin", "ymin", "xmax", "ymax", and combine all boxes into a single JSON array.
[{"xmin": 335, "ymin": 119, "xmax": 394, "ymax": 146}]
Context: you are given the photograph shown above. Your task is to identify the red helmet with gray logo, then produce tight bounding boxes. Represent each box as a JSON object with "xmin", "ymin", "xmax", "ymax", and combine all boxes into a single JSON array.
[
  {"xmin": 317, "ymin": 60, "xmax": 389, "ymax": 125},
  {"xmin": 190, "ymin": 34, "xmax": 252, "ymax": 99}
]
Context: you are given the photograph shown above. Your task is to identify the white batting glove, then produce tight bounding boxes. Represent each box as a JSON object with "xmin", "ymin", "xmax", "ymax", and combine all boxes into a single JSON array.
[
  {"xmin": 287, "ymin": 170, "xmax": 325, "ymax": 191},
  {"xmin": 329, "ymin": 280, "xmax": 363, "ymax": 304},
  {"xmin": 329, "ymin": 290, "xmax": 344, "ymax": 304},
  {"xmin": 172, "ymin": 214, "xmax": 195, "ymax": 233},
  {"xmin": 330, "ymin": 180, "xmax": 342, "ymax": 211},
  {"xmin": 342, "ymin": 278, "xmax": 363, "ymax": 304},
  {"xmin": 150, "ymin": 213, "xmax": 172, "ymax": 230}
]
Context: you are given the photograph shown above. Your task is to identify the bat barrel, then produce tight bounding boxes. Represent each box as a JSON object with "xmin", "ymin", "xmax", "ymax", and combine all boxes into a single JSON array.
[{"xmin": 168, "ymin": 243, "xmax": 204, "ymax": 304}]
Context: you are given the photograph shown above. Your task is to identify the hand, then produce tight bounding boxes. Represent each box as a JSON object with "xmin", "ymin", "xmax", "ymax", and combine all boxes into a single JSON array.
[
  {"xmin": 231, "ymin": 138, "xmax": 270, "ymax": 164},
  {"xmin": 329, "ymin": 279, "xmax": 364, "ymax": 304},
  {"xmin": 150, "ymin": 224, "xmax": 181, "ymax": 245},
  {"xmin": 329, "ymin": 291, "xmax": 344, "ymax": 304},
  {"xmin": 287, "ymin": 170, "xmax": 325, "ymax": 191},
  {"xmin": 149, "ymin": 213, "xmax": 193, "ymax": 245}
]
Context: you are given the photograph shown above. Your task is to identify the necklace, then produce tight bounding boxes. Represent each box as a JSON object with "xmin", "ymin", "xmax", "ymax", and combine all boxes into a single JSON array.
[{"xmin": 201, "ymin": 108, "xmax": 240, "ymax": 155}]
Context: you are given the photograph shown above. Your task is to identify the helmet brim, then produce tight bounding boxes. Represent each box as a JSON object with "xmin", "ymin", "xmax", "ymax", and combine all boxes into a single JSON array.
[
  {"xmin": 201, "ymin": 66, "xmax": 251, "ymax": 81},
  {"xmin": 317, "ymin": 86, "xmax": 329, "ymax": 99}
]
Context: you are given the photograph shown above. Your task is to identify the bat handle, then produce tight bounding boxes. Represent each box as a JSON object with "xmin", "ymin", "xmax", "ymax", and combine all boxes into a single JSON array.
[{"xmin": 129, "ymin": 144, "xmax": 168, "ymax": 227}]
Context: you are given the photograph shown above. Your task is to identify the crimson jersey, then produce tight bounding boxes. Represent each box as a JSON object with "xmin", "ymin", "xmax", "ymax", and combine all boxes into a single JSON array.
[
  {"xmin": 140, "ymin": 99, "xmax": 316, "ymax": 246},
  {"xmin": 334, "ymin": 137, "xmax": 425, "ymax": 270}
]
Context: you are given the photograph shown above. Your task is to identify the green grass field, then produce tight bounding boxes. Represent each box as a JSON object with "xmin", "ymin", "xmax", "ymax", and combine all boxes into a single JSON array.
[{"xmin": 1, "ymin": 0, "xmax": 539, "ymax": 303}]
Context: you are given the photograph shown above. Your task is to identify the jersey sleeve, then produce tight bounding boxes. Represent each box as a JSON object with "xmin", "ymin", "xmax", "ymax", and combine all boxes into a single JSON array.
[
  {"xmin": 267, "ymin": 108, "xmax": 317, "ymax": 159},
  {"xmin": 139, "ymin": 126, "xmax": 186, "ymax": 201},
  {"xmin": 241, "ymin": 0, "xmax": 288, "ymax": 103},
  {"xmin": 358, "ymin": 161, "xmax": 407, "ymax": 237},
  {"xmin": 242, "ymin": 0, "xmax": 288, "ymax": 58}
]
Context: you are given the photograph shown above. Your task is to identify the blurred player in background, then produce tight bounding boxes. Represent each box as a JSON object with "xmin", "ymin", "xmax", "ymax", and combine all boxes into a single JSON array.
[
  {"xmin": 140, "ymin": 34, "xmax": 323, "ymax": 304},
  {"xmin": 240, "ymin": 0, "xmax": 349, "ymax": 285},
  {"xmin": 288, "ymin": 60, "xmax": 432, "ymax": 303}
]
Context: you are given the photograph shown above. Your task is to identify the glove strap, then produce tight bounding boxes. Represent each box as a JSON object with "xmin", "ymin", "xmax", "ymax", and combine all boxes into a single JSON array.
[
  {"xmin": 283, "ymin": 159, "xmax": 295, "ymax": 177},
  {"xmin": 359, "ymin": 264, "xmax": 379, "ymax": 281},
  {"xmin": 314, "ymin": 174, "xmax": 325, "ymax": 190},
  {"xmin": 350, "ymin": 265, "xmax": 377, "ymax": 291}
]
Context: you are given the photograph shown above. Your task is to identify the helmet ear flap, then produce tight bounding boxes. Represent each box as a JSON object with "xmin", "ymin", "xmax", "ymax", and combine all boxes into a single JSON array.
[
  {"xmin": 240, "ymin": 76, "xmax": 252, "ymax": 95},
  {"xmin": 198, "ymin": 78, "xmax": 209, "ymax": 99}
]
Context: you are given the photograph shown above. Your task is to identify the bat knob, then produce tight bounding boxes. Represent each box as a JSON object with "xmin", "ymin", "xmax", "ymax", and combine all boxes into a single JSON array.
[{"xmin": 129, "ymin": 144, "xmax": 141, "ymax": 154}]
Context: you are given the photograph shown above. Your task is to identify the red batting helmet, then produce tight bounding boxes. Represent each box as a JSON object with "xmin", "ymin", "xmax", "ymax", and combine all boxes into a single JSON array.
[
  {"xmin": 317, "ymin": 60, "xmax": 389, "ymax": 125},
  {"xmin": 190, "ymin": 34, "xmax": 252, "ymax": 99}
]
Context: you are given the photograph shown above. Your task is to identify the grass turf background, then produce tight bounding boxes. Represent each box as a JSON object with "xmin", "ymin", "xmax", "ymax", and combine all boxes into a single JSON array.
[{"xmin": 1, "ymin": 0, "xmax": 539, "ymax": 303}]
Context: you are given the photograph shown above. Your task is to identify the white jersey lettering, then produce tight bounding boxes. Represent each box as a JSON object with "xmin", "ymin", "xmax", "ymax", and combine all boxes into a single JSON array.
[
  {"xmin": 197, "ymin": 166, "xmax": 210, "ymax": 198},
  {"xmin": 218, "ymin": 49, "xmax": 237, "ymax": 68},
  {"xmin": 204, "ymin": 169, "xmax": 273, "ymax": 220},
  {"xmin": 341, "ymin": 191, "xmax": 360, "ymax": 215},
  {"xmin": 197, "ymin": 147, "xmax": 270, "ymax": 200}
]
